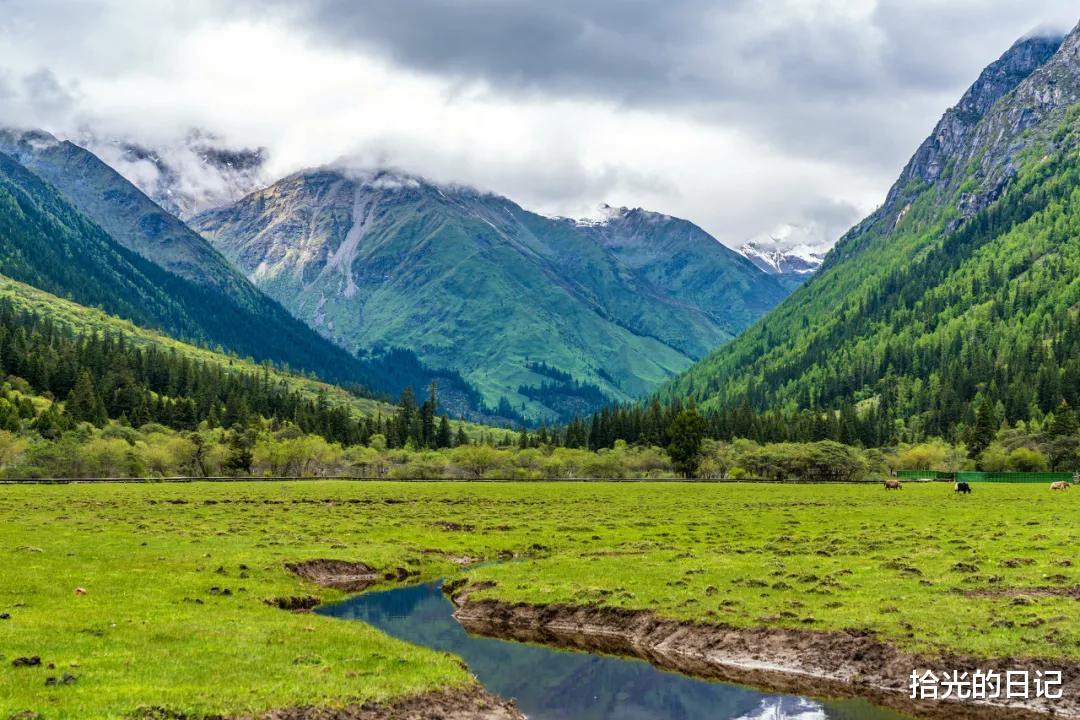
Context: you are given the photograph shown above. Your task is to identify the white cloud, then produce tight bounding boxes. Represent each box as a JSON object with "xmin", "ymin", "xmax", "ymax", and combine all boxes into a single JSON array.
[{"xmin": 0, "ymin": 1, "xmax": 1074, "ymax": 248}]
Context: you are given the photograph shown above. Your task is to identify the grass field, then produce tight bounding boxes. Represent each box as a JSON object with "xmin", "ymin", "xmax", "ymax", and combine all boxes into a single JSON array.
[{"xmin": 1, "ymin": 481, "xmax": 1076, "ymax": 718}]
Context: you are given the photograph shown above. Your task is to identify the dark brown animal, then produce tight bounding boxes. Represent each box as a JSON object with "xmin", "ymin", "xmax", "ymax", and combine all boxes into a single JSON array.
[
  {"xmin": 884, "ymin": 479, "xmax": 902, "ymax": 490},
  {"xmin": 1050, "ymin": 481, "xmax": 1070, "ymax": 491}
]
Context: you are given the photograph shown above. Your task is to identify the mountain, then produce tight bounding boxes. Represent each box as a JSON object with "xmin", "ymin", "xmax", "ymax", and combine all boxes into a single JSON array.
[
  {"xmin": 191, "ymin": 172, "xmax": 789, "ymax": 421},
  {"xmin": 579, "ymin": 205, "xmax": 789, "ymax": 330},
  {"xmin": 0, "ymin": 132, "xmax": 419, "ymax": 393},
  {"xmin": 739, "ymin": 239, "xmax": 825, "ymax": 286},
  {"xmin": 666, "ymin": 23, "xmax": 1080, "ymax": 439},
  {"xmin": 75, "ymin": 129, "xmax": 270, "ymax": 220}
]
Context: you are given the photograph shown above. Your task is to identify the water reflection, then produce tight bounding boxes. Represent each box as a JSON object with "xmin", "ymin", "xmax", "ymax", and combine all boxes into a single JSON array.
[{"xmin": 319, "ymin": 582, "xmax": 909, "ymax": 720}]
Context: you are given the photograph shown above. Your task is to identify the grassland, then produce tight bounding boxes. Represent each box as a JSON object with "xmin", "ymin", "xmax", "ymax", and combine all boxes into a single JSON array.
[{"xmin": 1, "ymin": 480, "xmax": 1076, "ymax": 718}]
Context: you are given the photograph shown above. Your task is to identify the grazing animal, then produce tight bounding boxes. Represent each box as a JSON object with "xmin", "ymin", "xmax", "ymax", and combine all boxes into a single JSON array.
[
  {"xmin": 884, "ymin": 479, "xmax": 902, "ymax": 490},
  {"xmin": 1050, "ymin": 481, "xmax": 1070, "ymax": 491},
  {"xmin": 954, "ymin": 481, "xmax": 972, "ymax": 494}
]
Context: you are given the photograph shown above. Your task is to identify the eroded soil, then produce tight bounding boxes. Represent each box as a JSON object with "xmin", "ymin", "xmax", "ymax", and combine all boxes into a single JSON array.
[
  {"xmin": 447, "ymin": 585, "xmax": 1080, "ymax": 720},
  {"xmin": 284, "ymin": 560, "xmax": 381, "ymax": 592},
  {"xmin": 133, "ymin": 687, "xmax": 522, "ymax": 720}
]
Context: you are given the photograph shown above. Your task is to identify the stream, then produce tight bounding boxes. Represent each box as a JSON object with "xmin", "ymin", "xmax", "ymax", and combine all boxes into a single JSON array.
[{"xmin": 318, "ymin": 580, "xmax": 912, "ymax": 720}]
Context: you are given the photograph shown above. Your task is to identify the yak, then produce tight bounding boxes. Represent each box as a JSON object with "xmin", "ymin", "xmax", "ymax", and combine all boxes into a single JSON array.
[
  {"xmin": 954, "ymin": 481, "xmax": 972, "ymax": 494},
  {"xmin": 1050, "ymin": 481, "xmax": 1071, "ymax": 491},
  {"xmin": 884, "ymin": 479, "xmax": 902, "ymax": 490}
]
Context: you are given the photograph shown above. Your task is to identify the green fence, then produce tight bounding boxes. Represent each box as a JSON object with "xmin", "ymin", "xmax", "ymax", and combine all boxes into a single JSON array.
[
  {"xmin": 956, "ymin": 471, "xmax": 1074, "ymax": 484},
  {"xmin": 896, "ymin": 470, "xmax": 1075, "ymax": 484}
]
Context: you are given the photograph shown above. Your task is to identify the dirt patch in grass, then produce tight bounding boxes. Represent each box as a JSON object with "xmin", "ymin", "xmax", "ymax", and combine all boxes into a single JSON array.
[
  {"xmin": 132, "ymin": 686, "xmax": 522, "ymax": 720},
  {"xmin": 264, "ymin": 595, "xmax": 322, "ymax": 611},
  {"xmin": 447, "ymin": 586, "xmax": 1079, "ymax": 720},
  {"xmin": 961, "ymin": 586, "xmax": 1080, "ymax": 600},
  {"xmin": 284, "ymin": 560, "xmax": 380, "ymax": 592}
]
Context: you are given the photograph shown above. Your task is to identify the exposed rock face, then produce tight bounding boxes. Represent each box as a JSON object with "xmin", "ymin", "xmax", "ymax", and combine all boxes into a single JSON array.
[
  {"xmin": 819, "ymin": 21, "xmax": 1077, "ymax": 272},
  {"xmin": 0, "ymin": 127, "xmax": 395, "ymax": 391},
  {"xmin": 883, "ymin": 33, "xmax": 1064, "ymax": 219},
  {"xmin": 738, "ymin": 240, "xmax": 824, "ymax": 282}
]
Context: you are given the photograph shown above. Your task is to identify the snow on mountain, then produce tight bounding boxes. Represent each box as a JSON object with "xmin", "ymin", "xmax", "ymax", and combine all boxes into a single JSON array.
[{"xmin": 740, "ymin": 239, "xmax": 825, "ymax": 276}]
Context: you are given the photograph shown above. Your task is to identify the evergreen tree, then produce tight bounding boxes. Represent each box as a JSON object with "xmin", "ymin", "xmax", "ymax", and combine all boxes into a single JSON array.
[
  {"xmin": 968, "ymin": 398, "xmax": 997, "ymax": 459},
  {"xmin": 222, "ymin": 428, "xmax": 254, "ymax": 476},
  {"xmin": 1049, "ymin": 401, "xmax": 1079, "ymax": 437},
  {"xmin": 436, "ymin": 414, "xmax": 453, "ymax": 449},
  {"xmin": 667, "ymin": 406, "xmax": 707, "ymax": 478},
  {"xmin": 65, "ymin": 370, "xmax": 106, "ymax": 426},
  {"xmin": 421, "ymin": 382, "xmax": 437, "ymax": 448}
]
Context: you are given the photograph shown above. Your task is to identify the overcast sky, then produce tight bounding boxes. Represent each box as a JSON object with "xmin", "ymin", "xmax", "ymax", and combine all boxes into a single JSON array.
[{"xmin": 0, "ymin": 1, "xmax": 1076, "ymax": 249}]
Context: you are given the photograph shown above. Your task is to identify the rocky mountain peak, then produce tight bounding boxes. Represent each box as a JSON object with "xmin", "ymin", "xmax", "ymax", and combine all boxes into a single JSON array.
[
  {"xmin": 739, "ymin": 239, "xmax": 825, "ymax": 278},
  {"xmin": 887, "ymin": 32, "xmax": 1063, "ymax": 204}
]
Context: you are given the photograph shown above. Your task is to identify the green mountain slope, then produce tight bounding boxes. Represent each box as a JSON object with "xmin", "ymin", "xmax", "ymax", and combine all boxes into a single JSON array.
[
  {"xmin": 0, "ymin": 274, "xmax": 513, "ymax": 442},
  {"xmin": 667, "ymin": 25, "xmax": 1080, "ymax": 439},
  {"xmin": 0, "ymin": 273, "xmax": 391, "ymax": 417},
  {"xmin": 192, "ymin": 172, "xmax": 787, "ymax": 421},
  {"xmin": 0, "ymin": 144, "xmax": 389, "ymax": 390},
  {"xmin": 0, "ymin": 129, "xmax": 257, "ymax": 300},
  {"xmin": 579, "ymin": 206, "xmax": 788, "ymax": 333}
]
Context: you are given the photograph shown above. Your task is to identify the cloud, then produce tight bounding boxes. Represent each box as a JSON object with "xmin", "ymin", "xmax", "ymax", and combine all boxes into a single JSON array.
[{"xmin": 0, "ymin": 0, "xmax": 1075, "ymax": 248}]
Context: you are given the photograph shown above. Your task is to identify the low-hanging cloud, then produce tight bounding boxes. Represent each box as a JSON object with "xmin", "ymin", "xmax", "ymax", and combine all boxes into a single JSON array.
[{"xmin": 0, "ymin": 0, "xmax": 1075, "ymax": 249}]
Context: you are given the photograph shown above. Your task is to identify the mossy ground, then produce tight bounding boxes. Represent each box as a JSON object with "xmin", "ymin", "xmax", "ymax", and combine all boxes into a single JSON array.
[{"xmin": 1, "ymin": 481, "xmax": 1076, "ymax": 718}]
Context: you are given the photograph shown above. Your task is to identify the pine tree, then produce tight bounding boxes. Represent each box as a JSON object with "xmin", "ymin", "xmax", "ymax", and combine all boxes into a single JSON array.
[
  {"xmin": 968, "ymin": 398, "xmax": 997, "ymax": 459},
  {"xmin": 65, "ymin": 370, "xmax": 106, "ymax": 426},
  {"xmin": 222, "ymin": 428, "xmax": 254, "ymax": 476},
  {"xmin": 421, "ymin": 382, "xmax": 437, "ymax": 448},
  {"xmin": 1049, "ymin": 401, "xmax": 1079, "ymax": 437},
  {"xmin": 667, "ymin": 406, "xmax": 707, "ymax": 478},
  {"xmin": 437, "ymin": 415, "xmax": 453, "ymax": 449},
  {"xmin": 455, "ymin": 423, "xmax": 469, "ymax": 447}
]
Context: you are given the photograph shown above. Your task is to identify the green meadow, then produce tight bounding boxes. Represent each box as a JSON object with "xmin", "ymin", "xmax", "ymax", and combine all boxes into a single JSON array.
[{"xmin": 1, "ymin": 480, "xmax": 1076, "ymax": 718}]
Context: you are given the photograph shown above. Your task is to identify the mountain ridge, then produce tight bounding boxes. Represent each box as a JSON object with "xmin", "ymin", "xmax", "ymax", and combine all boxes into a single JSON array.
[
  {"xmin": 192, "ymin": 168, "xmax": 789, "ymax": 421},
  {"xmin": 0, "ymin": 132, "xmax": 454, "ymax": 397},
  {"xmin": 664, "ymin": 20, "xmax": 1080, "ymax": 439}
]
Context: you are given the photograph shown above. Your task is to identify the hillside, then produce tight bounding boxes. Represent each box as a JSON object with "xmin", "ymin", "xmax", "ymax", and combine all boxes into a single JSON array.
[
  {"xmin": 192, "ymin": 172, "xmax": 787, "ymax": 421},
  {"xmin": 0, "ymin": 273, "xmax": 388, "ymax": 419},
  {"xmin": 666, "ymin": 25, "xmax": 1080, "ymax": 440},
  {"xmin": 0, "ymin": 129, "xmax": 258, "ymax": 297},
  {"xmin": 0, "ymin": 134, "xmax": 475, "ymax": 402}
]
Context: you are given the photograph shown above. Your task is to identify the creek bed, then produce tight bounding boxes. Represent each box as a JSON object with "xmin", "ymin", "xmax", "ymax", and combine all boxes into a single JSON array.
[{"xmin": 318, "ymin": 580, "xmax": 911, "ymax": 720}]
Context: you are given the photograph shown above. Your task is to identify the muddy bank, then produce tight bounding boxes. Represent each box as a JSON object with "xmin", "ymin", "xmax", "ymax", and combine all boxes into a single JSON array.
[
  {"xmin": 256, "ymin": 686, "xmax": 522, "ymax": 719},
  {"xmin": 447, "ymin": 586, "xmax": 1079, "ymax": 720},
  {"xmin": 284, "ymin": 560, "xmax": 382, "ymax": 592},
  {"xmin": 133, "ymin": 686, "xmax": 522, "ymax": 720}
]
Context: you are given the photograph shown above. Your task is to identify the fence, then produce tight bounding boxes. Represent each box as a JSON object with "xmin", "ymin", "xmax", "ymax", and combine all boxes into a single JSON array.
[{"xmin": 896, "ymin": 470, "xmax": 1075, "ymax": 484}]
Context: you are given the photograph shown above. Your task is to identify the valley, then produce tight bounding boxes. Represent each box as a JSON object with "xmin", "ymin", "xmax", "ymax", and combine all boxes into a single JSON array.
[{"xmin": 0, "ymin": 6, "xmax": 1077, "ymax": 720}]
